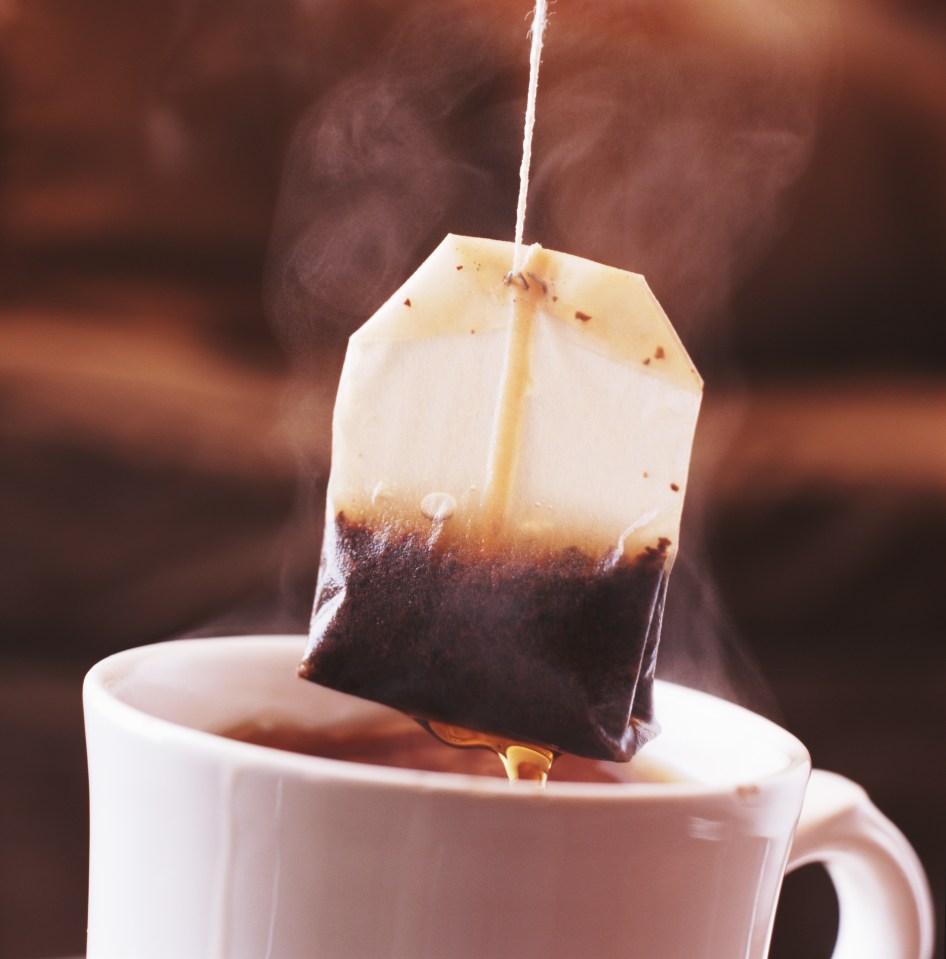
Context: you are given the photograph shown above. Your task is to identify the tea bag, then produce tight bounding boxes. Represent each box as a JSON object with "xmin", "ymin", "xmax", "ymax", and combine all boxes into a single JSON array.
[{"xmin": 300, "ymin": 234, "xmax": 702, "ymax": 761}]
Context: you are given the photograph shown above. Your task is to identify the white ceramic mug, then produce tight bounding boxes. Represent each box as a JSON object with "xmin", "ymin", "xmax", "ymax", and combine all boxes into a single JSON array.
[{"xmin": 84, "ymin": 636, "xmax": 934, "ymax": 959}]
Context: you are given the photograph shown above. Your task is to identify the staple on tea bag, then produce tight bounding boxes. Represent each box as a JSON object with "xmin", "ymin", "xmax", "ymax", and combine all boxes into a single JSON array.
[{"xmin": 301, "ymin": 233, "xmax": 702, "ymax": 760}]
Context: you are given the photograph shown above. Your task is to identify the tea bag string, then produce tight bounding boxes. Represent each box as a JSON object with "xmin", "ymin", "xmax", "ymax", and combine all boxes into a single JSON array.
[
  {"xmin": 485, "ymin": 0, "xmax": 549, "ymax": 530},
  {"xmin": 510, "ymin": 0, "xmax": 549, "ymax": 278}
]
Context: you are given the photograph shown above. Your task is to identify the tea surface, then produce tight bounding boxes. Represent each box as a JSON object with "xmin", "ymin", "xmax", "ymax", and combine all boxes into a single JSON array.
[{"xmin": 221, "ymin": 714, "xmax": 679, "ymax": 784}]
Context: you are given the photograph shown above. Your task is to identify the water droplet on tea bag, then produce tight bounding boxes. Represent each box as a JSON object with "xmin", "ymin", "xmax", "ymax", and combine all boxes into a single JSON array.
[{"xmin": 421, "ymin": 492, "xmax": 457, "ymax": 522}]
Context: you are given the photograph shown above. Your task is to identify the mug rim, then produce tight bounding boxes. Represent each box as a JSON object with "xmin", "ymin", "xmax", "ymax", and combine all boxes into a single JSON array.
[{"xmin": 84, "ymin": 635, "xmax": 811, "ymax": 802}]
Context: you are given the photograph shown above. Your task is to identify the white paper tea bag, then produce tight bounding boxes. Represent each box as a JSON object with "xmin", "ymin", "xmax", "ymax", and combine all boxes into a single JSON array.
[{"xmin": 301, "ymin": 234, "xmax": 702, "ymax": 760}]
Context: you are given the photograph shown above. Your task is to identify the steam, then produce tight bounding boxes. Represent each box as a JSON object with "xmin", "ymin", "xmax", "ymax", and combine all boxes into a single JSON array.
[
  {"xmin": 266, "ymin": 0, "xmax": 833, "ymax": 361},
  {"xmin": 258, "ymin": 0, "xmax": 835, "ymax": 709},
  {"xmin": 265, "ymin": 3, "xmax": 522, "ymax": 357},
  {"xmin": 529, "ymin": 0, "xmax": 834, "ymax": 357}
]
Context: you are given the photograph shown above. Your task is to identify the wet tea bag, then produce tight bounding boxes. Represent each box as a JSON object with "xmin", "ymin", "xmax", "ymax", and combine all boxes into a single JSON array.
[{"xmin": 300, "ymin": 234, "xmax": 702, "ymax": 760}]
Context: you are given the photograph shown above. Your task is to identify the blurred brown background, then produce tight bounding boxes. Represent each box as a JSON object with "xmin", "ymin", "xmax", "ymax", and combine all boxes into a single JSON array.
[{"xmin": 1, "ymin": 0, "xmax": 944, "ymax": 956}]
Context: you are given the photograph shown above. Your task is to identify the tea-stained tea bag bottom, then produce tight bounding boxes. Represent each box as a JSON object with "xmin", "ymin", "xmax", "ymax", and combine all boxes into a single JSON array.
[
  {"xmin": 301, "ymin": 235, "xmax": 702, "ymax": 761},
  {"xmin": 307, "ymin": 517, "xmax": 670, "ymax": 760}
]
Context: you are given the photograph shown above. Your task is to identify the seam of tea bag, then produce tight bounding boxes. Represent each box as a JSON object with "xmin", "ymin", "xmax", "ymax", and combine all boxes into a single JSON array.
[{"xmin": 483, "ymin": 244, "xmax": 542, "ymax": 534}]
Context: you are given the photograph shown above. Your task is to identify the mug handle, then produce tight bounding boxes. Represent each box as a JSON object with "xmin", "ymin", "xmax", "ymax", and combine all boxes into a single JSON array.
[{"xmin": 787, "ymin": 769, "xmax": 935, "ymax": 959}]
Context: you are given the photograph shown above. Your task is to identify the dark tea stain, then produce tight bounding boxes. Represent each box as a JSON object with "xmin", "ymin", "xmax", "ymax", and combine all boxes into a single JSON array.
[{"xmin": 302, "ymin": 514, "xmax": 671, "ymax": 761}]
